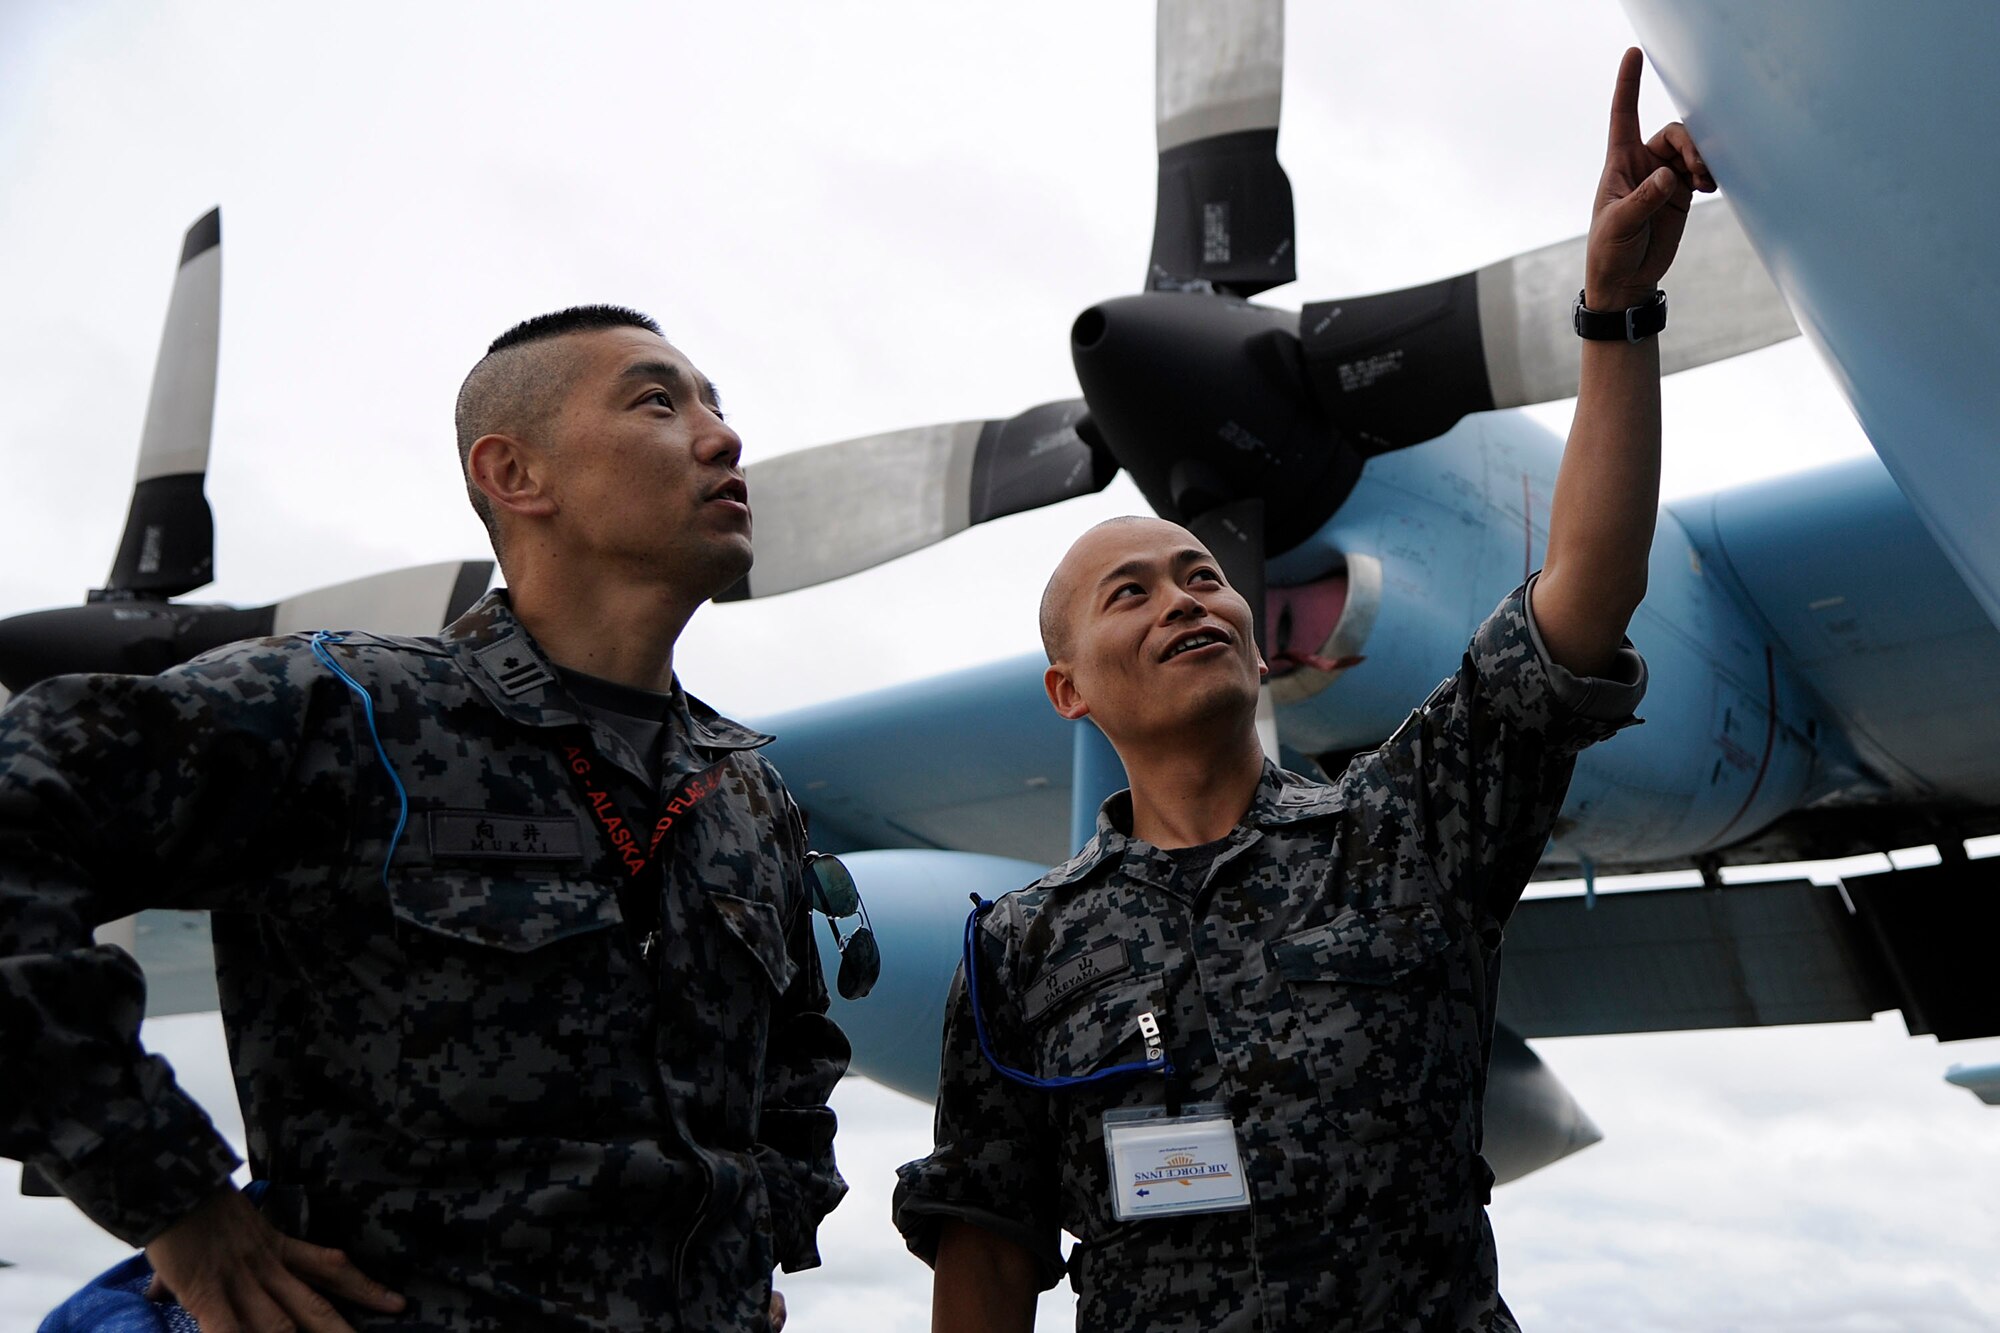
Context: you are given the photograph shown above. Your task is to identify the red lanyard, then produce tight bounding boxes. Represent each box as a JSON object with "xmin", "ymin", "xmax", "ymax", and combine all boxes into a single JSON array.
[
  {"xmin": 561, "ymin": 740, "xmax": 732, "ymax": 964},
  {"xmin": 562, "ymin": 743, "xmax": 729, "ymax": 881}
]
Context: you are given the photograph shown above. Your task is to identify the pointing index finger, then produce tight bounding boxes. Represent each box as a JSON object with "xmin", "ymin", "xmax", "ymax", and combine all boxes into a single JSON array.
[{"xmin": 1608, "ymin": 46, "xmax": 1645, "ymax": 152}]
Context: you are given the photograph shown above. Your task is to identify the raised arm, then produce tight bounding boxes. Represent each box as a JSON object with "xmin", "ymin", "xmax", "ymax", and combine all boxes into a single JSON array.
[{"xmin": 1535, "ymin": 48, "xmax": 1715, "ymax": 676}]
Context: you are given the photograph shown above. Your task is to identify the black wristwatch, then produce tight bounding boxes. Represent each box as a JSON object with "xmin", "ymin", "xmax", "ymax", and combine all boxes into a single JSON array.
[{"xmin": 1573, "ymin": 288, "xmax": 1668, "ymax": 342}]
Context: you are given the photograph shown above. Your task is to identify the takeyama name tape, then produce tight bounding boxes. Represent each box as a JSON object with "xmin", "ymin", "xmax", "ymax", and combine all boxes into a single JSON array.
[{"xmin": 1023, "ymin": 941, "xmax": 1130, "ymax": 1023}]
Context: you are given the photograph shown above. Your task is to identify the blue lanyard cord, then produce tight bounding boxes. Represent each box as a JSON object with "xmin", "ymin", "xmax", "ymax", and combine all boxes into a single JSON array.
[
  {"xmin": 308, "ymin": 632, "xmax": 409, "ymax": 891},
  {"xmin": 962, "ymin": 895, "xmax": 1172, "ymax": 1092}
]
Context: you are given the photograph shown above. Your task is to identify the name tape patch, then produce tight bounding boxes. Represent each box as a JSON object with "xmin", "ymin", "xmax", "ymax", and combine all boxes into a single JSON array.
[
  {"xmin": 1023, "ymin": 940, "xmax": 1130, "ymax": 1024},
  {"xmin": 429, "ymin": 810, "xmax": 584, "ymax": 862}
]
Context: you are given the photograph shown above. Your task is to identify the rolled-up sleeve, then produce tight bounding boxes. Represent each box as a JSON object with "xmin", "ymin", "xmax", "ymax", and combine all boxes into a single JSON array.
[
  {"xmin": 892, "ymin": 926, "xmax": 1065, "ymax": 1290},
  {"xmin": 1518, "ymin": 574, "xmax": 1648, "ymax": 727},
  {"xmin": 1366, "ymin": 578, "xmax": 1646, "ymax": 923}
]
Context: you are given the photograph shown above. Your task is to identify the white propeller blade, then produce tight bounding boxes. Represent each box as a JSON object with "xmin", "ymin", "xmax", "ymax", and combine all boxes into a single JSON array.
[
  {"xmin": 104, "ymin": 208, "xmax": 225, "ymax": 597},
  {"xmin": 1477, "ymin": 197, "xmax": 1798, "ymax": 409},
  {"xmin": 1149, "ymin": 0, "xmax": 1294, "ymax": 294},
  {"xmin": 1155, "ymin": 0, "xmax": 1283, "ymax": 152},
  {"xmin": 136, "ymin": 209, "xmax": 222, "ymax": 485},
  {"xmin": 270, "ymin": 560, "xmax": 494, "ymax": 636},
  {"xmin": 727, "ymin": 400, "xmax": 1105, "ymax": 600}
]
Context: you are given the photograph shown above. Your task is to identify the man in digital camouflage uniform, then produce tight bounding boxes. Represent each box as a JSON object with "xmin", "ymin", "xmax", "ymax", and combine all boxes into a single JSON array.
[
  {"xmin": 893, "ymin": 52, "xmax": 1710, "ymax": 1332},
  {"xmin": 0, "ymin": 305, "xmax": 848, "ymax": 1330}
]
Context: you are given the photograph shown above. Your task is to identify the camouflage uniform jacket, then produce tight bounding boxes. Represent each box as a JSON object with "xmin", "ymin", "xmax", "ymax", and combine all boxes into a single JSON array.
[
  {"xmin": 894, "ymin": 583, "xmax": 1644, "ymax": 1332},
  {"xmin": 0, "ymin": 590, "xmax": 849, "ymax": 1331}
]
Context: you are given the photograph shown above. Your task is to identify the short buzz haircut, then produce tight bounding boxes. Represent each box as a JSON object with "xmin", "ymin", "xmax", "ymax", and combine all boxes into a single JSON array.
[{"xmin": 453, "ymin": 304, "xmax": 664, "ymax": 549}]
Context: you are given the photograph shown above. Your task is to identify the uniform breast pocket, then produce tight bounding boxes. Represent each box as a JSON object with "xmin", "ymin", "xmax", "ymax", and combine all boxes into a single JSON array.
[
  {"xmin": 707, "ymin": 891, "xmax": 798, "ymax": 995},
  {"xmin": 704, "ymin": 890, "xmax": 798, "ymax": 1041},
  {"xmin": 1269, "ymin": 901, "xmax": 1454, "ymax": 1144},
  {"xmin": 1032, "ymin": 983, "xmax": 1158, "ymax": 1085},
  {"xmin": 387, "ymin": 866, "xmax": 644, "ymax": 1134},
  {"xmin": 1025, "ymin": 964, "xmax": 1168, "ymax": 1233}
]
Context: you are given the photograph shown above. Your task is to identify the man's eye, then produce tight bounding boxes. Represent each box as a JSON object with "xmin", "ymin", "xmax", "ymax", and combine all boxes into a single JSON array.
[
  {"xmin": 1191, "ymin": 567, "xmax": 1222, "ymax": 585},
  {"xmin": 1110, "ymin": 583, "xmax": 1142, "ymax": 602},
  {"xmin": 648, "ymin": 390, "xmax": 674, "ymax": 409}
]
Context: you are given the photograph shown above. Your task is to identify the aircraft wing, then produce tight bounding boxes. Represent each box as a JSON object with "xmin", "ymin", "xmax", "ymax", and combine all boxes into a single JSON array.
[
  {"xmin": 1500, "ymin": 879, "xmax": 1894, "ymax": 1038},
  {"xmin": 1503, "ymin": 864, "xmax": 2000, "ymax": 1044}
]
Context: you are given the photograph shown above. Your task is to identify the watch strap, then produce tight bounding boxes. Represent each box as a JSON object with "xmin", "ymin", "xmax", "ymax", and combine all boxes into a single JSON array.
[{"xmin": 1572, "ymin": 288, "xmax": 1667, "ymax": 342}]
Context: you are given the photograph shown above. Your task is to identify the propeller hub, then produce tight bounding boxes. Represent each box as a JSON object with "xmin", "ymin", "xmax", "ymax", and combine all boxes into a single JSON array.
[
  {"xmin": 0, "ymin": 602, "xmax": 270, "ymax": 694},
  {"xmin": 1070, "ymin": 292, "xmax": 1362, "ymax": 554}
]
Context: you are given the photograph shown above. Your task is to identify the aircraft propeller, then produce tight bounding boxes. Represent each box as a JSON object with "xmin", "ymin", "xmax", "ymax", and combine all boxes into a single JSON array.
[
  {"xmin": 0, "ymin": 210, "xmax": 495, "ymax": 692},
  {"xmin": 722, "ymin": 0, "xmax": 1797, "ymax": 588},
  {"xmin": 0, "ymin": 6, "xmax": 1802, "ymax": 723},
  {"xmin": 719, "ymin": 0, "xmax": 1797, "ymax": 759}
]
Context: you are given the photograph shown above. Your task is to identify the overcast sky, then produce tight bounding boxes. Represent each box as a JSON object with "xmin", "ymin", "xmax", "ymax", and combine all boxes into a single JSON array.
[{"xmin": 2, "ymin": 3, "xmax": 1995, "ymax": 1329}]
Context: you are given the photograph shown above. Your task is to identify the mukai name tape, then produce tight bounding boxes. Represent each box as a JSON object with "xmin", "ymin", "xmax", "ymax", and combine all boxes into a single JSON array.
[{"xmin": 429, "ymin": 810, "xmax": 584, "ymax": 862}]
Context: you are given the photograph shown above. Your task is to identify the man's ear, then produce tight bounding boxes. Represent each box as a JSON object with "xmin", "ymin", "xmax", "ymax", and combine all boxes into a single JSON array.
[
  {"xmin": 467, "ymin": 433, "xmax": 557, "ymax": 521},
  {"xmin": 1044, "ymin": 663, "xmax": 1091, "ymax": 722}
]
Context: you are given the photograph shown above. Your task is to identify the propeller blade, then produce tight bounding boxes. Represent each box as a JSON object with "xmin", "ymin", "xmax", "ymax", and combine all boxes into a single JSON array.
[
  {"xmin": 269, "ymin": 560, "xmax": 495, "ymax": 637},
  {"xmin": 719, "ymin": 400, "xmax": 1113, "ymax": 601},
  {"xmin": 0, "ymin": 562, "xmax": 492, "ymax": 694},
  {"xmin": 1483, "ymin": 1023, "xmax": 1603, "ymax": 1184},
  {"xmin": 1298, "ymin": 198, "xmax": 1797, "ymax": 455},
  {"xmin": 103, "ymin": 208, "xmax": 223, "ymax": 599},
  {"xmin": 1478, "ymin": 197, "xmax": 1798, "ymax": 407},
  {"xmin": 1148, "ymin": 0, "xmax": 1294, "ymax": 296},
  {"xmin": 1182, "ymin": 497, "xmax": 1279, "ymax": 760}
]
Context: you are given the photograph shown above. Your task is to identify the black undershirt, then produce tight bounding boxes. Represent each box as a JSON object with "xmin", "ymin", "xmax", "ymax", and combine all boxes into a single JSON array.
[
  {"xmin": 557, "ymin": 667, "xmax": 677, "ymax": 788},
  {"xmin": 1161, "ymin": 835, "xmax": 1234, "ymax": 892}
]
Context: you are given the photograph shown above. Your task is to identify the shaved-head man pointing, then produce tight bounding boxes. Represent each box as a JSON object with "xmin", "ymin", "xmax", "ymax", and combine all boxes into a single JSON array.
[
  {"xmin": 1036, "ymin": 516, "xmax": 1269, "ymax": 847},
  {"xmin": 897, "ymin": 50, "xmax": 1699, "ymax": 1333}
]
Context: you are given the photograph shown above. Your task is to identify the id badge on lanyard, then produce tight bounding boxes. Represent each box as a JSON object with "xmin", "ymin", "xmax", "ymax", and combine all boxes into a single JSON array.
[
  {"xmin": 963, "ymin": 898, "xmax": 1252, "ymax": 1221},
  {"xmin": 1103, "ymin": 1102, "xmax": 1250, "ymax": 1221}
]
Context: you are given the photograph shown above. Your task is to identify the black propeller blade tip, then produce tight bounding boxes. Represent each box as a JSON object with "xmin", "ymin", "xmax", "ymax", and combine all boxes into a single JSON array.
[{"xmin": 180, "ymin": 208, "xmax": 221, "ymax": 266}]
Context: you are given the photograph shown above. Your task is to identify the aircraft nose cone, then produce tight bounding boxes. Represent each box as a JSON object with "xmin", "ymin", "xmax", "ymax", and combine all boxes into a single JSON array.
[{"xmin": 1069, "ymin": 292, "xmax": 1355, "ymax": 553}]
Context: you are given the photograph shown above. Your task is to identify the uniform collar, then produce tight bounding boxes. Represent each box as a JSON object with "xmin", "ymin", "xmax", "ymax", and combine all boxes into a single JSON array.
[
  {"xmin": 440, "ymin": 589, "xmax": 773, "ymax": 754},
  {"xmin": 1038, "ymin": 759, "xmax": 1342, "ymax": 889}
]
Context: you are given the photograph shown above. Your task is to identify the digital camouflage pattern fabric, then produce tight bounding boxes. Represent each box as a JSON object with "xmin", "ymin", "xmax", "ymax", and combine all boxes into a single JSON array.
[
  {"xmin": 895, "ymin": 582, "xmax": 1645, "ymax": 1333},
  {"xmin": 0, "ymin": 590, "xmax": 848, "ymax": 1331}
]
